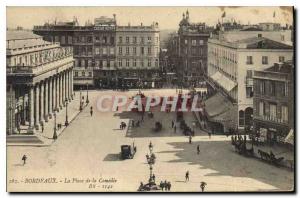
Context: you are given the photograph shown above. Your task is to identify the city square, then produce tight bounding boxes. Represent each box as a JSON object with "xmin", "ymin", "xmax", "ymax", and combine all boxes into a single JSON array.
[{"xmin": 7, "ymin": 89, "xmax": 294, "ymax": 192}]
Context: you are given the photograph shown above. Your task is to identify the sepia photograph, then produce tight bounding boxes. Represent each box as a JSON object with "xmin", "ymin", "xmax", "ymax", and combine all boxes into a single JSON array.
[{"xmin": 5, "ymin": 5, "xmax": 295, "ymax": 192}]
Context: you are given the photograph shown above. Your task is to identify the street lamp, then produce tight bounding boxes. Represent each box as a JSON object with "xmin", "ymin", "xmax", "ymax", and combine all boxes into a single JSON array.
[
  {"xmin": 148, "ymin": 141, "xmax": 153, "ymax": 154},
  {"xmin": 53, "ymin": 109, "xmax": 57, "ymax": 140},
  {"xmin": 65, "ymin": 98, "xmax": 69, "ymax": 126},
  {"xmin": 79, "ymin": 88, "xmax": 82, "ymax": 111},
  {"xmin": 86, "ymin": 83, "xmax": 89, "ymax": 104}
]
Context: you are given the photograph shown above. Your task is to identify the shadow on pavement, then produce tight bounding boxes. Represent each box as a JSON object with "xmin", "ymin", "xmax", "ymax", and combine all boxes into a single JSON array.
[
  {"xmin": 161, "ymin": 140, "xmax": 293, "ymax": 190},
  {"xmin": 103, "ymin": 153, "xmax": 122, "ymax": 161}
]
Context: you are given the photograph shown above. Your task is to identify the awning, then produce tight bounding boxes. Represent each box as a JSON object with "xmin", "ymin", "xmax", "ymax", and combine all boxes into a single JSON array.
[
  {"xmin": 210, "ymin": 71, "xmax": 237, "ymax": 92},
  {"xmin": 204, "ymin": 93, "xmax": 237, "ymax": 128},
  {"xmin": 284, "ymin": 129, "xmax": 294, "ymax": 145}
]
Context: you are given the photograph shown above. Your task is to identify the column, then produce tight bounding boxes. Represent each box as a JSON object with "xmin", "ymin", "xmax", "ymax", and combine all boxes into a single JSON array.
[
  {"xmin": 56, "ymin": 75, "xmax": 60, "ymax": 111},
  {"xmin": 53, "ymin": 76, "xmax": 57, "ymax": 111},
  {"xmin": 21, "ymin": 94, "xmax": 26, "ymax": 125},
  {"xmin": 40, "ymin": 82, "xmax": 45, "ymax": 124},
  {"xmin": 44, "ymin": 79, "xmax": 49, "ymax": 122},
  {"xmin": 66, "ymin": 71, "xmax": 70, "ymax": 101},
  {"xmin": 62, "ymin": 72, "xmax": 65, "ymax": 106},
  {"xmin": 59, "ymin": 74, "xmax": 63, "ymax": 109},
  {"xmin": 70, "ymin": 69, "xmax": 74, "ymax": 99},
  {"xmin": 34, "ymin": 83, "xmax": 40, "ymax": 129},
  {"xmin": 27, "ymin": 86, "xmax": 35, "ymax": 133},
  {"xmin": 48, "ymin": 77, "xmax": 53, "ymax": 118}
]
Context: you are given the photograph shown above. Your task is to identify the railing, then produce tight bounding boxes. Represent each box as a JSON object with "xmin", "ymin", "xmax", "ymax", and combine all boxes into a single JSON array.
[
  {"xmin": 7, "ymin": 55, "xmax": 73, "ymax": 74},
  {"xmin": 254, "ymin": 115, "xmax": 288, "ymax": 124}
]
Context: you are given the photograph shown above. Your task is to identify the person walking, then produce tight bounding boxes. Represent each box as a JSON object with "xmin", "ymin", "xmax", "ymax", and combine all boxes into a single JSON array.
[
  {"xmin": 171, "ymin": 120, "xmax": 174, "ymax": 128},
  {"xmin": 160, "ymin": 181, "xmax": 164, "ymax": 191},
  {"xmin": 90, "ymin": 106, "xmax": 93, "ymax": 116},
  {"xmin": 189, "ymin": 136, "xmax": 192, "ymax": 144},
  {"xmin": 41, "ymin": 124, "xmax": 44, "ymax": 133},
  {"xmin": 197, "ymin": 145, "xmax": 200, "ymax": 155},
  {"xmin": 185, "ymin": 171, "xmax": 189, "ymax": 182},
  {"xmin": 208, "ymin": 132, "xmax": 211, "ymax": 139},
  {"xmin": 200, "ymin": 181, "xmax": 207, "ymax": 192},
  {"xmin": 167, "ymin": 181, "xmax": 171, "ymax": 191},
  {"xmin": 22, "ymin": 154, "xmax": 27, "ymax": 165},
  {"xmin": 164, "ymin": 180, "xmax": 168, "ymax": 190}
]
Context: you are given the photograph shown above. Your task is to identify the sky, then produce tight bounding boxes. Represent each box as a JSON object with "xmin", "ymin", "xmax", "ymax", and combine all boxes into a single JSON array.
[{"xmin": 7, "ymin": 6, "xmax": 293, "ymax": 30}]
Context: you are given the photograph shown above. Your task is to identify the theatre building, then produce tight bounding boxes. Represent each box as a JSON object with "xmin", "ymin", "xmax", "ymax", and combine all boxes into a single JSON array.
[
  {"xmin": 6, "ymin": 31, "xmax": 74, "ymax": 135},
  {"xmin": 252, "ymin": 61, "xmax": 294, "ymax": 144}
]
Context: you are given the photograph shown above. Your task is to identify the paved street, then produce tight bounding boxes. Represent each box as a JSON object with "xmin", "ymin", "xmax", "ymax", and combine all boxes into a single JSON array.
[{"xmin": 7, "ymin": 89, "xmax": 294, "ymax": 192}]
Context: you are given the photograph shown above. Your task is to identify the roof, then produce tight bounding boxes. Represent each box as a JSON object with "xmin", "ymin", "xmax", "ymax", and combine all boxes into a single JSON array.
[
  {"xmin": 233, "ymin": 37, "xmax": 293, "ymax": 49},
  {"xmin": 6, "ymin": 30, "xmax": 41, "ymax": 41}
]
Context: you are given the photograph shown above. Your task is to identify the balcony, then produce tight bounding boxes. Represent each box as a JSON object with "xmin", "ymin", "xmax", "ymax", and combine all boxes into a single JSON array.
[
  {"xmin": 245, "ymin": 77, "xmax": 253, "ymax": 87},
  {"xmin": 7, "ymin": 55, "xmax": 73, "ymax": 76},
  {"xmin": 254, "ymin": 114, "xmax": 289, "ymax": 125}
]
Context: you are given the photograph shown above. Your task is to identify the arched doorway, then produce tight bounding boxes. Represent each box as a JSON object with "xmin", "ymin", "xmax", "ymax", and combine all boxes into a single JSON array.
[{"xmin": 245, "ymin": 107, "xmax": 253, "ymax": 126}]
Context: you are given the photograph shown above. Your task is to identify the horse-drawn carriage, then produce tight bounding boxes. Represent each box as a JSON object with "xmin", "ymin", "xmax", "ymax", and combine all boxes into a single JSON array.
[
  {"xmin": 257, "ymin": 149, "xmax": 284, "ymax": 167},
  {"xmin": 120, "ymin": 144, "xmax": 137, "ymax": 160},
  {"xmin": 231, "ymin": 137, "xmax": 254, "ymax": 157}
]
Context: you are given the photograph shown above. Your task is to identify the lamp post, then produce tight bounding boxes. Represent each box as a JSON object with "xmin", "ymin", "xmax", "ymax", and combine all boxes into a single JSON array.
[
  {"xmin": 79, "ymin": 88, "xmax": 82, "ymax": 111},
  {"xmin": 86, "ymin": 83, "xmax": 89, "ymax": 104},
  {"xmin": 53, "ymin": 109, "xmax": 57, "ymax": 140},
  {"xmin": 65, "ymin": 98, "xmax": 69, "ymax": 126}
]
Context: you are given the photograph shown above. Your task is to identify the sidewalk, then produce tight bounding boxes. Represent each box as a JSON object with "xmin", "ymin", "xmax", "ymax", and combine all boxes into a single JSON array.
[{"xmin": 7, "ymin": 91, "xmax": 86, "ymax": 146}]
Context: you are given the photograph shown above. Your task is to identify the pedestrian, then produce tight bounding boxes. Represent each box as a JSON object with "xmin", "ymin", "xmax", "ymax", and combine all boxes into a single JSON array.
[
  {"xmin": 41, "ymin": 124, "xmax": 44, "ymax": 133},
  {"xmin": 132, "ymin": 120, "xmax": 135, "ymax": 128},
  {"xmin": 116, "ymin": 106, "xmax": 119, "ymax": 111},
  {"xmin": 174, "ymin": 125, "xmax": 177, "ymax": 133},
  {"xmin": 171, "ymin": 120, "xmax": 174, "ymax": 128},
  {"xmin": 197, "ymin": 145, "xmax": 200, "ymax": 155},
  {"xmin": 22, "ymin": 154, "xmax": 27, "ymax": 165},
  {"xmin": 160, "ymin": 181, "xmax": 164, "ymax": 191},
  {"xmin": 189, "ymin": 136, "xmax": 192, "ymax": 144},
  {"xmin": 164, "ymin": 180, "xmax": 168, "ymax": 190},
  {"xmin": 90, "ymin": 106, "xmax": 93, "ymax": 116},
  {"xmin": 167, "ymin": 181, "xmax": 171, "ymax": 191},
  {"xmin": 208, "ymin": 132, "xmax": 211, "ymax": 139},
  {"xmin": 200, "ymin": 181, "xmax": 207, "ymax": 192},
  {"xmin": 185, "ymin": 171, "xmax": 189, "ymax": 182},
  {"xmin": 136, "ymin": 120, "xmax": 140, "ymax": 127}
]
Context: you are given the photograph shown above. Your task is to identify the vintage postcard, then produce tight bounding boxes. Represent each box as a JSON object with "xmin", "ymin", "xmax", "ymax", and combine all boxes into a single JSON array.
[{"xmin": 6, "ymin": 6, "xmax": 294, "ymax": 192}]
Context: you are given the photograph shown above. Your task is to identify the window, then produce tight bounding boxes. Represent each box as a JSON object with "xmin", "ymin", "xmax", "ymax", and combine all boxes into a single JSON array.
[
  {"xmin": 262, "ymin": 56, "xmax": 268, "ymax": 64},
  {"xmin": 246, "ymin": 70, "xmax": 253, "ymax": 78},
  {"xmin": 270, "ymin": 81, "xmax": 275, "ymax": 96},
  {"xmin": 281, "ymin": 106, "xmax": 288, "ymax": 122},
  {"xmin": 270, "ymin": 103, "xmax": 277, "ymax": 120},
  {"xmin": 81, "ymin": 36, "xmax": 85, "ymax": 43},
  {"xmin": 246, "ymin": 87, "xmax": 253, "ymax": 98},
  {"xmin": 82, "ymin": 71, "xmax": 85, "ymax": 76},
  {"xmin": 155, "ymin": 59, "xmax": 159, "ymax": 67},
  {"xmin": 260, "ymin": 81, "xmax": 266, "ymax": 94},
  {"xmin": 110, "ymin": 48, "xmax": 114, "ymax": 55},
  {"xmin": 75, "ymin": 72, "xmax": 78, "ymax": 77},
  {"xmin": 95, "ymin": 36, "xmax": 100, "ymax": 42},
  {"xmin": 87, "ymin": 36, "xmax": 92, "ymax": 43},
  {"xmin": 147, "ymin": 47, "xmax": 151, "ymax": 55},
  {"xmin": 192, "ymin": 40, "xmax": 196, "ymax": 46},
  {"xmin": 118, "ymin": 47, "xmax": 122, "ymax": 55},
  {"xmin": 246, "ymin": 56, "xmax": 253, "ymax": 64},
  {"xmin": 148, "ymin": 36, "xmax": 152, "ymax": 42},
  {"xmin": 184, "ymin": 39, "xmax": 188, "ymax": 45},
  {"xmin": 126, "ymin": 37, "xmax": 129, "ymax": 43},
  {"xmin": 95, "ymin": 47, "xmax": 100, "ymax": 55},
  {"xmin": 102, "ymin": 36, "xmax": 107, "ymax": 44},
  {"xmin": 88, "ymin": 72, "xmax": 92, "ymax": 77},
  {"xmin": 118, "ymin": 59, "xmax": 122, "ymax": 67},
  {"xmin": 156, "ymin": 37, "xmax": 159, "ymax": 44},
  {"xmin": 126, "ymin": 47, "xmax": 129, "ymax": 55},
  {"xmin": 68, "ymin": 36, "xmax": 72, "ymax": 44},
  {"xmin": 133, "ymin": 47, "xmax": 137, "ymax": 55},
  {"xmin": 191, "ymin": 48, "xmax": 196, "ymax": 55},
  {"xmin": 279, "ymin": 56, "xmax": 285, "ymax": 62},
  {"xmin": 141, "ymin": 60, "xmax": 144, "ymax": 67},
  {"xmin": 133, "ymin": 59, "xmax": 136, "ymax": 67},
  {"xmin": 110, "ymin": 37, "xmax": 114, "ymax": 45},
  {"xmin": 199, "ymin": 48, "xmax": 203, "ymax": 56},
  {"xmin": 119, "ymin": 36, "xmax": 122, "ymax": 43},
  {"xmin": 259, "ymin": 102, "xmax": 264, "ymax": 116},
  {"xmin": 283, "ymin": 83, "xmax": 288, "ymax": 96},
  {"xmin": 141, "ymin": 37, "xmax": 144, "ymax": 43},
  {"xmin": 133, "ymin": 37, "xmax": 137, "ymax": 43},
  {"xmin": 141, "ymin": 47, "xmax": 144, "ymax": 55},
  {"xmin": 103, "ymin": 60, "xmax": 107, "ymax": 67},
  {"xmin": 103, "ymin": 48, "xmax": 107, "ymax": 55},
  {"xmin": 126, "ymin": 59, "xmax": 129, "ymax": 67},
  {"xmin": 147, "ymin": 59, "xmax": 151, "ymax": 67},
  {"xmin": 61, "ymin": 36, "xmax": 65, "ymax": 44},
  {"xmin": 199, "ymin": 40, "xmax": 204, "ymax": 45},
  {"xmin": 239, "ymin": 110, "xmax": 245, "ymax": 126}
]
